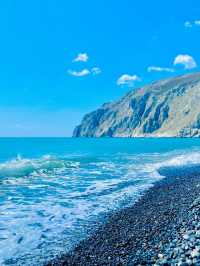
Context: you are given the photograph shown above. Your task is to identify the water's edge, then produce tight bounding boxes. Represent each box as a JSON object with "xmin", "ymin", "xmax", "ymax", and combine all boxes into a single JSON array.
[
  {"xmin": 47, "ymin": 165, "xmax": 200, "ymax": 265},
  {"xmin": 1, "ymin": 138, "xmax": 200, "ymax": 265}
]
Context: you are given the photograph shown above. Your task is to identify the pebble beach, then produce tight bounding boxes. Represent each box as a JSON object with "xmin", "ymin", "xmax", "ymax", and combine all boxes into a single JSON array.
[{"xmin": 47, "ymin": 165, "xmax": 200, "ymax": 265}]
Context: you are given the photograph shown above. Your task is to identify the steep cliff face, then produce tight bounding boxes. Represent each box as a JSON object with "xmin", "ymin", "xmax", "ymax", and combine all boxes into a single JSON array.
[{"xmin": 73, "ymin": 72, "xmax": 200, "ymax": 137}]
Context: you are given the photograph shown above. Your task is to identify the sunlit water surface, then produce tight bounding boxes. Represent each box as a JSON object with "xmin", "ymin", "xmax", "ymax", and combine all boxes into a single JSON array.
[{"xmin": 0, "ymin": 138, "xmax": 200, "ymax": 265}]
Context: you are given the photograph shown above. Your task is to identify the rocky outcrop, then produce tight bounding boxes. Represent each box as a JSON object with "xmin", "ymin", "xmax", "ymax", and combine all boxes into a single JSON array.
[{"xmin": 73, "ymin": 72, "xmax": 200, "ymax": 137}]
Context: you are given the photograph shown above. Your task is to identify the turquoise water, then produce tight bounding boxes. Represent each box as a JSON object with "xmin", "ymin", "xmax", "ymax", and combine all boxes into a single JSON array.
[{"xmin": 1, "ymin": 138, "xmax": 200, "ymax": 265}]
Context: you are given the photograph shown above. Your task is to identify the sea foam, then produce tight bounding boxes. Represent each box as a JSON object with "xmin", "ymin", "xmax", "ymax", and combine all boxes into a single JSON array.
[{"xmin": 1, "ymin": 147, "xmax": 200, "ymax": 265}]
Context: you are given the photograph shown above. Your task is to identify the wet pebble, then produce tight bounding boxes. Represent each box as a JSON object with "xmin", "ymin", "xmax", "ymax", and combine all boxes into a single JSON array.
[{"xmin": 155, "ymin": 197, "xmax": 200, "ymax": 265}]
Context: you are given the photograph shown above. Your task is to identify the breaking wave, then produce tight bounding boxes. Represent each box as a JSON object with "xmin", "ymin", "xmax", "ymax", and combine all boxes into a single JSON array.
[{"xmin": 0, "ymin": 147, "xmax": 200, "ymax": 265}]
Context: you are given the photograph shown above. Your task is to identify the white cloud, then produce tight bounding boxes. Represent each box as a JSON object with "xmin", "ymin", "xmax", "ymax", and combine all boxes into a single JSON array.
[
  {"xmin": 68, "ymin": 69, "xmax": 90, "ymax": 77},
  {"xmin": 173, "ymin": 54, "xmax": 197, "ymax": 69},
  {"xmin": 91, "ymin": 67, "xmax": 101, "ymax": 75},
  {"xmin": 195, "ymin": 20, "xmax": 200, "ymax": 26},
  {"xmin": 73, "ymin": 53, "xmax": 89, "ymax": 62},
  {"xmin": 184, "ymin": 20, "xmax": 200, "ymax": 28},
  {"xmin": 147, "ymin": 66, "xmax": 174, "ymax": 73},
  {"xmin": 117, "ymin": 74, "xmax": 141, "ymax": 86},
  {"xmin": 184, "ymin": 21, "xmax": 192, "ymax": 28},
  {"xmin": 68, "ymin": 66, "xmax": 102, "ymax": 77}
]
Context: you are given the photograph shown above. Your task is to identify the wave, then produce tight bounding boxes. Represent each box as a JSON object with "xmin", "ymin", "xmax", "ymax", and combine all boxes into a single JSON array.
[
  {"xmin": 0, "ymin": 149, "xmax": 200, "ymax": 177},
  {"xmin": 0, "ymin": 154, "xmax": 80, "ymax": 178},
  {"xmin": 1, "ymin": 149, "xmax": 200, "ymax": 265}
]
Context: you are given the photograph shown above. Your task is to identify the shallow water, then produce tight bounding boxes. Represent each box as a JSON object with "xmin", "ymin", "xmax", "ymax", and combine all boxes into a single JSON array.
[{"xmin": 0, "ymin": 138, "xmax": 200, "ymax": 265}]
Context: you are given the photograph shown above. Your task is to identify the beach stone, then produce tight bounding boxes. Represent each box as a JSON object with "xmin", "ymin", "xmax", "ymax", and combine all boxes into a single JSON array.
[
  {"xmin": 158, "ymin": 253, "xmax": 164, "ymax": 259},
  {"xmin": 183, "ymin": 234, "xmax": 190, "ymax": 240},
  {"xmin": 47, "ymin": 169, "xmax": 200, "ymax": 266},
  {"xmin": 195, "ymin": 231, "xmax": 200, "ymax": 238},
  {"xmin": 191, "ymin": 248, "xmax": 199, "ymax": 258}
]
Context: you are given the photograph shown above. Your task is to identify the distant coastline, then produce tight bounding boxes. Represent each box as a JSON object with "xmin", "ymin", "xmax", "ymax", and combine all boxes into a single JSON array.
[{"xmin": 73, "ymin": 72, "xmax": 200, "ymax": 138}]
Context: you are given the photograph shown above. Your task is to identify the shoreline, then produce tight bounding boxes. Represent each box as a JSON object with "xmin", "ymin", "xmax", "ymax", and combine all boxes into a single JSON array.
[{"xmin": 47, "ymin": 165, "xmax": 200, "ymax": 265}]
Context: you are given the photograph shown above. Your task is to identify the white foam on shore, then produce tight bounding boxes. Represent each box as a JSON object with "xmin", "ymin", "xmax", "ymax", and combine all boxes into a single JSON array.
[{"xmin": 0, "ymin": 149, "xmax": 200, "ymax": 265}]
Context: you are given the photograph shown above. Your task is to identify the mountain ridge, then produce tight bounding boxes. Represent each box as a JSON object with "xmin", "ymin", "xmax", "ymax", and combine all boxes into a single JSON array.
[{"xmin": 73, "ymin": 72, "xmax": 200, "ymax": 137}]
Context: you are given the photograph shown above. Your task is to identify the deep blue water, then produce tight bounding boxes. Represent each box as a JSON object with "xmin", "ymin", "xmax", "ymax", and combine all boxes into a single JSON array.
[{"xmin": 1, "ymin": 138, "xmax": 200, "ymax": 265}]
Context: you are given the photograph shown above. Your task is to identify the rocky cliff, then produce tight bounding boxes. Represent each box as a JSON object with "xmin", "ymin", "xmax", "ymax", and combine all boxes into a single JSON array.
[{"xmin": 73, "ymin": 72, "xmax": 200, "ymax": 137}]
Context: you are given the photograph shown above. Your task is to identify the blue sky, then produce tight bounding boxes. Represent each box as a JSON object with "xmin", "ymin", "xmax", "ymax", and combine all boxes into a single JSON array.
[{"xmin": 0, "ymin": 0, "xmax": 200, "ymax": 136}]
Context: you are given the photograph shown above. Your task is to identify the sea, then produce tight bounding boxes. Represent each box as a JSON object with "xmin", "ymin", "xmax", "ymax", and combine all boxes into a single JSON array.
[{"xmin": 0, "ymin": 137, "xmax": 200, "ymax": 265}]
